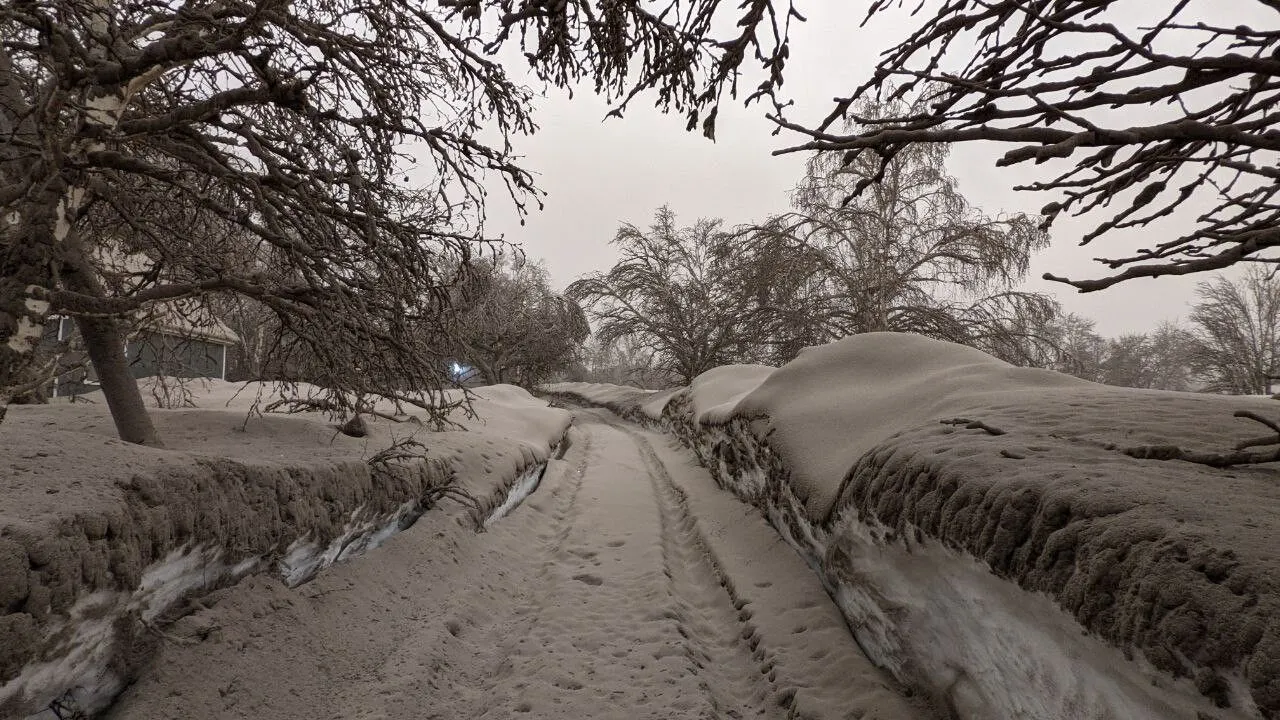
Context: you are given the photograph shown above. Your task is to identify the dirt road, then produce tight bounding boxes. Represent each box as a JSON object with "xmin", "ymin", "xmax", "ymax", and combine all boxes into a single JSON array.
[{"xmin": 108, "ymin": 410, "xmax": 926, "ymax": 720}]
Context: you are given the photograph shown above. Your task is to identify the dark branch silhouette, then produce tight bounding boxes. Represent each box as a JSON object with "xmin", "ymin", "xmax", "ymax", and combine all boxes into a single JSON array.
[
  {"xmin": 768, "ymin": 1, "xmax": 1280, "ymax": 292},
  {"xmin": 0, "ymin": 0, "xmax": 793, "ymax": 440}
]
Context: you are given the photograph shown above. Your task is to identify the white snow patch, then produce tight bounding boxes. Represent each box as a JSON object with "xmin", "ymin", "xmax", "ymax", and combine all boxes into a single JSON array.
[
  {"xmin": 279, "ymin": 500, "xmax": 425, "ymax": 588},
  {"xmin": 129, "ymin": 545, "xmax": 226, "ymax": 622},
  {"xmin": 2, "ymin": 591, "xmax": 126, "ymax": 719},
  {"xmin": 821, "ymin": 510, "xmax": 1254, "ymax": 720},
  {"xmin": 6, "ymin": 316, "xmax": 44, "ymax": 351},
  {"xmin": 2, "ymin": 544, "xmax": 269, "ymax": 718},
  {"xmin": 687, "ymin": 364, "xmax": 774, "ymax": 423},
  {"xmin": 5, "ymin": 290, "xmax": 50, "ymax": 351},
  {"xmin": 484, "ymin": 461, "xmax": 549, "ymax": 526},
  {"xmin": 52, "ymin": 189, "xmax": 84, "ymax": 242}
]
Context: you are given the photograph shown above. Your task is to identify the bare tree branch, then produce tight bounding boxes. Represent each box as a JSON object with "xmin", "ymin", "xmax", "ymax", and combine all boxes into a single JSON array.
[{"xmin": 767, "ymin": 1, "xmax": 1280, "ymax": 291}]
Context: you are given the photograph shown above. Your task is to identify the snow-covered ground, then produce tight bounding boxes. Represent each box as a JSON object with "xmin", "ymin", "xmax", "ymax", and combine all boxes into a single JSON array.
[
  {"xmin": 546, "ymin": 332, "xmax": 1280, "ymax": 720},
  {"xmin": 6, "ymin": 335, "xmax": 1279, "ymax": 720},
  {"xmin": 98, "ymin": 413, "xmax": 930, "ymax": 720},
  {"xmin": 0, "ymin": 380, "xmax": 569, "ymax": 719}
]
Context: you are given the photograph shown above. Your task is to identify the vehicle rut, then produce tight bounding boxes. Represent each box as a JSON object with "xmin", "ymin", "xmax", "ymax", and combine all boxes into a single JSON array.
[{"xmin": 621, "ymin": 421, "xmax": 789, "ymax": 719}]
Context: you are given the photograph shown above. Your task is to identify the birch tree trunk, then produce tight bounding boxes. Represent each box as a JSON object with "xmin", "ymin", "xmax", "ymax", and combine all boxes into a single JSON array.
[
  {"xmin": 0, "ymin": 4, "xmax": 162, "ymax": 443},
  {"xmin": 0, "ymin": 46, "xmax": 51, "ymax": 426}
]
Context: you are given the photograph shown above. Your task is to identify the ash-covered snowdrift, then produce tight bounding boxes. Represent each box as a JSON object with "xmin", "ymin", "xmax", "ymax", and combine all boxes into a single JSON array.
[
  {"xmin": 0, "ymin": 382, "xmax": 569, "ymax": 719},
  {"xmin": 546, "ymin": 333, "xmax": 1280, "ymax": 720}
]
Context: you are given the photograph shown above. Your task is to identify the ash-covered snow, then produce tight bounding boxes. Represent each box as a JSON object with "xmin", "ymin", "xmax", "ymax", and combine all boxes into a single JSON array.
[
  {"xmin": 2, "ymin": 544, "xmax": 264, "ymax": 718},
  {"xmin": 484, "ymin": 460, "xmax": 552, "ymax": 526},
  {"xmin": 0, "ymin": 380, "xmax": 570, "ymax": 719},
  {"xmin": 823, "ymin": 511, "xmax": 1255, "ymax": 719},
  {"xmin": 279, "ymin": 499, "xmax": 426, "ymax": 588},
  {"xmin": 547, "ymin": 332, "xmax": 1280, "ymax": 720},
  {"xmin": 686, "ymin": 364, "xmax": 774, "ymax": 423}
]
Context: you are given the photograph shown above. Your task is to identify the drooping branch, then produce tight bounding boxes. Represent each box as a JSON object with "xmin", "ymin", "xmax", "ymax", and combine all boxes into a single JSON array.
[
  {"xmin": 768, "ymin": 1, "xmax": 1280, "ymax": 291},
  {"xmin": 3, "ymin": 0, "xmax": 799, "ymax": 435}
]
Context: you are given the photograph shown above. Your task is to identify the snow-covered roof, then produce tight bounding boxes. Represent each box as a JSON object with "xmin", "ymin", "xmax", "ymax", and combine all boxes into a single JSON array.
[
  {"xmin": 137, "ymin": 300, "xmax": 240, "ymax": 346},
  {"xmin": 93, "ymin": 245, "xmax": 240, "ymax": 346}
]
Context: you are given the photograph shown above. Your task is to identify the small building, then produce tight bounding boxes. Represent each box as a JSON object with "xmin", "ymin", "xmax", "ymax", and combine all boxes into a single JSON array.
[{"xmin": 44, "ymin": 308, "xmax": 240, "ymax": 398}]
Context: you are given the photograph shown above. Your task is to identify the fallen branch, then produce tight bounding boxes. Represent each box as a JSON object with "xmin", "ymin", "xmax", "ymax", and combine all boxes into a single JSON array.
[
  {"xmin": 47, "ymin": 693, "xmax": 88, "ymax": 720},
  {"xmin": 1233, "ymin": 410, "xmax": 1280, "ymax": 450},
  {"xmin": 1120, "ymin": 443, "xmax": 1280, "ymax": 468},
  {"xmin": 366, "ymin": 435, "xmax": 429, "ymax": 466},
  {"xmin": 265, "ymin": 396, "xmax": 414, "ymax": 425},
  {"xmin": 940, "ymin": 418, "xmax": 1007, "ymax": 436}
]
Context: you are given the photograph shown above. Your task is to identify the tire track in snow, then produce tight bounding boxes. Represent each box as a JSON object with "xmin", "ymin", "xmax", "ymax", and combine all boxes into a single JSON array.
[
  {"xmin": 105, "ymin": 410, "xmax": 927, "ymax": 720},
  {"xmin": 468, "ymin": 426, "xmax": 595, "ymax": 713},
  {"xmin": 619, "ymin": 421, "xmax": 789, "ymax": 719}
]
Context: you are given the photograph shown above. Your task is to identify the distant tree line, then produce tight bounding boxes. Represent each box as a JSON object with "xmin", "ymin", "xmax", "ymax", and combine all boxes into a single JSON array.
[
  {"xmin": 568, "ymin": 97, "xmax": 1280, "ymax": 394},
  {"xmin": 6, "ymin": 0, "xmax": 1278, "ymax": 445},
  {"xmin": 1048, "ymin": 267, "xmax": 1280, "ymax": 395},
  {"xmin": 569, "ymin": 98, "xmax": 1059, "ymax": 384}
]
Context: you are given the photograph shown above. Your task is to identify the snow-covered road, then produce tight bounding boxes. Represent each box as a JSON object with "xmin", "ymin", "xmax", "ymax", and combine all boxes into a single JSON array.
[{"xmin": 105, "ymin": 410, "xmax": 926, "ymax": 720}]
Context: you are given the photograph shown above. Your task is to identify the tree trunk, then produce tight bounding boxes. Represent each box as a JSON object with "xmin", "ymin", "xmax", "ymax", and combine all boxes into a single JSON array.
[
  {"xmin": 0, "ymin": 47, "xmax": 52, "ymax": 426},
  {"xmin": 62, "ymin": 248, "xmax": 163, "ymax": 446},
  {"xmin": 73, "ymin": 313, "xmax": 162, "ymax": 446}
]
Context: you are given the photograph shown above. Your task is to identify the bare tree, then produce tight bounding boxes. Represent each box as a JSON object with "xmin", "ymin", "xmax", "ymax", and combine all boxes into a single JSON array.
[
  {"xmin": 723, "ymin": 218, "xmax": 833, "ymax": 366},
  {"xmin": 1041, "ymin": 314, "xmax": 1196, "ymax": 390},
  {"xmin": 1097, "ymin": 323, "xmax": 1195, "ymax": 391},
  {"xmin": 749, "ymin": 96, "xmax": 1058, "ymax": 365},
  {"xmin": 450, "ymin": 255, "xmax": 589, "ymax": 387},
  {"xmin": 1145, "ymin": 321, "xmax": 1196, "ymax": 392},
  {"xmin": 0, "ymin": 0, "xmax": 795, "ymax": 441},
  {"xmin": 568, "ymin": 207, "xmax": 767, "ymax": 384},
  {"xmin": 1100, "ymin": 334, "xmax": 1159, "ymax": 390},
  {"xmin": 210, "ymin": 294, "xmax": 278, "ymax": 382},
  {"xmin": 1044, "ymin": 312, "xmax": 1106, "ymax": 382},
  {"xmin": 571, "ymin": 336, "xmax": 679, "ymax": 389},
  {"xmin": 769, "ymin": 2, "xmax": 1280, "ymax": 291},
  {"xmin": 1188, "ymin": 266, "xmax": 1280, "ymax": 394}
]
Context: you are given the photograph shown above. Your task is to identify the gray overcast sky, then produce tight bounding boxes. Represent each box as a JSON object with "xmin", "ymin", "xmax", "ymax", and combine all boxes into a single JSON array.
[{"xmin": 478, "ymin": 0, "xmax": 1271, "ymax": 338}]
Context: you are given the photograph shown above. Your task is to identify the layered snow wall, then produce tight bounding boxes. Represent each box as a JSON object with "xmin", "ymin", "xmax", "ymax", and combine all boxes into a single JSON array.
[
  {"xmin": 545, "ymin": 332, "xmax": 1280, "ymax": 720},
  {"xmin": 0, "ymin": 382, "xmax": 569, "ymax": 719}
]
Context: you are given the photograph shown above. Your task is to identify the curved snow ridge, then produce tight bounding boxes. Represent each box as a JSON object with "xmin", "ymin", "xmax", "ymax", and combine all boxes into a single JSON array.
[
  {"xmin": 470, "ymin": 428, "xmax": 571, "ymax": 528},
  {"xmin": 544, "ymin": 334, "xmax": 1280, "ymax": 720},
  {"xmin": 0, "ymin": 454, "xmax": 556, "ymax": 719},
  {"xmin": 483, "ymin": 459, "xmax": 550, "ymax": 527},
  {"xmin": 1, "ymin": 544, "xmax": 264, "ymax": 718},
  {"xmin": 280, "ymin": 498, "xmax": 430, "ymax": 588},
  {"xmin": 709, "ymin": 416, "xmax": 1259, "ymax": 720},
  {"xmin": 5, "ymin": 486, "xmax": 449, "ymax": 719}
]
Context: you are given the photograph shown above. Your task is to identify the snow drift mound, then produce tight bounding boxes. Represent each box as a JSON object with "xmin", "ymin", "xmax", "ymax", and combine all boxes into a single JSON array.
[
  {"xmin": 0, "ymin": 382, "xmax": 569, "ymax": 719},
  {"xmin": 546, "ymin": 333, "xmax": 1280, "ymax": 720},
  {"xmin": 735, "ymin": 333, "xmax": 1087, "ymax": 520}
]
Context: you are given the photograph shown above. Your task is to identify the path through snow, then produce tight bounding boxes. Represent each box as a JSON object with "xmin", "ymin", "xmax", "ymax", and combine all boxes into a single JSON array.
[{"xmin": 106, "ymin": 410, "xmax": 926, "ymax": 720}]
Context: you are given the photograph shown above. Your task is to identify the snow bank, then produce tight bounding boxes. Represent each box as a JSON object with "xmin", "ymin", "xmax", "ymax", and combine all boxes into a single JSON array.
[
  {"xmin": 542, "ymin": 381, "xmax": 657, "ymax": 416},
  {"xmin": 545, "ymin": 333, "xmax": 1280, "ymax": 720},
  {"xmin": 687, "ymin": 364, "xmax": 775, "ymax": 423},
  {"xmin": 0, "ymin": 381, "xmax": 569, "ymax": 719}
]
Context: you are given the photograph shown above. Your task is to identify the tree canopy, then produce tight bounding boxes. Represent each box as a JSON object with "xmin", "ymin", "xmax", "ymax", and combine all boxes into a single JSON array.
[
  {"xmin": 769, "ymin": 1, "xmax": 1280, "ymax": 291},
  {"xmin": 450, "ymin": 255, "xmax": 588, "ymax": 387},
  {"xmin": 568, "ymin": 207, "xmax": 764, "ymax": 383},
  {"xmin": 1187, "ymin": 266, "xmax": 1280, "ymax": 395},
  {"xmin": 0, "ymin": 0, "xmax": 792, "ymax": 440},
  {"xmin": 748, "ymin": 96, "xmax": 1057, "ymax": 366}
]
